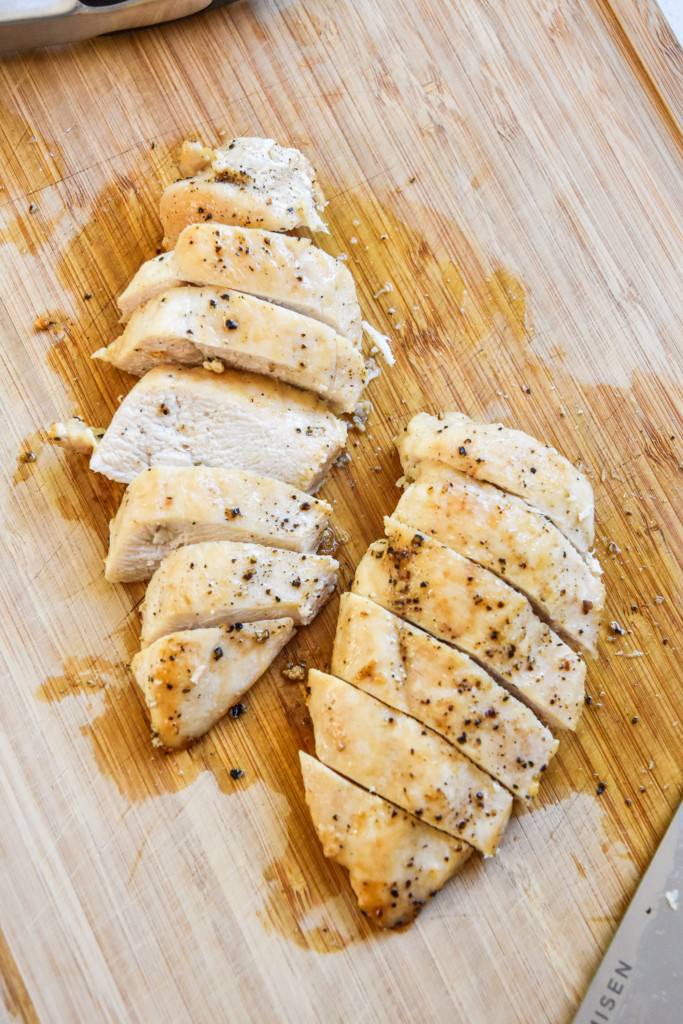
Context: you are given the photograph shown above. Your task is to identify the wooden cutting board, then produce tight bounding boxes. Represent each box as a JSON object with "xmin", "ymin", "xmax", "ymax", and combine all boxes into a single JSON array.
[{"xmin": 1, "ymin": 2, "xmax": 682, "ymax": 1021}]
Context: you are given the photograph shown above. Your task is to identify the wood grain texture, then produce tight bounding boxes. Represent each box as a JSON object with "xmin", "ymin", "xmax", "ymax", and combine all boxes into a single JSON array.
[
  {"xmin": 604, "ymin": 0, "xmax": 683, "ymax": 128},
  {"xmin": 0, "ymin": 1, "xmax": 682, "ymax": 1022}
]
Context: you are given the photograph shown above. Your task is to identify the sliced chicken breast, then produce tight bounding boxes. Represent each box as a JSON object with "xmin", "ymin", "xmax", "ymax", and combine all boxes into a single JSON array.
[
  {"xmin": 395, "ymin": 412, "xmax": 594, "ymax": 554},
  {"xmin": 132, "ymin": 619, "xmax": 295, "ymax": 749},
  {"xmin": 299, "ymin": 752, "xmax": 473, "ymax": 928},
  {"xmin": 88, "ymin": 365, "xmax": 347, "ymax": 490},
  {"xmin": 332, "ymin": 593, "xmax": 558, "ymax": 801},
  {"xmin": 118, "ymin": 252, "xmax": 182, "ymax": 322},
  {"xmin": 94, "ymin": 287, "xmax": 366, "ymax": 414},
  {"xmin": 352, "ymin": 518, "xmax": 585, "ymax": 731},
  {"xmin": 174, "ymin": 224, "xmax": 362, "ymax": 345},
  {"xmin": 307, "ymin": 669, "xmax": 513, "ymax": 857},
  {"xmin": 105, "ymin": 465, "xmax": 331, "ymax": 583},
  {"xmin": 161, "ymin": 137, "xmax": 328, "ymax": 248},
  {"xmin": 140, "ymin": 540, "xmax": 337, "ymax": 647},
  {"xmin": 119, "ymin": 227, "xmax": 362, "ymax": 344},
  {"xmin": 394, "ymin": 461, "xmax": 604, "ymax": 655}
]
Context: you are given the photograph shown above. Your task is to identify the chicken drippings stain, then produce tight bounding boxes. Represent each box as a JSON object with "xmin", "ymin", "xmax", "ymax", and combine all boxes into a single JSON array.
[
  {"xmin": 256, "ymin": 793, "xmax": 370, "ymax": 952},
  {"xmin": 13, "ymin": 430, "xmax": 45, "ymax": 485},
  {"xmin": 36, "ymin": 656, "xmax": 119, "ymax": 702},
  {"xmin": 78, "ymin": 680, "xmax": 265, "ymax": 803}
]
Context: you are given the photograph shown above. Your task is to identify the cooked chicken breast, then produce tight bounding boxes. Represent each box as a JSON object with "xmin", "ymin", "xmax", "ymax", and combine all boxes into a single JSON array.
[
  {"xmin": 140, "ymin": 540, "xmax": 337, "ymax": 647},
  {"xmin": 88, "ymin": 365, "xmax": 347, "ymax": 490},
  {"xmin": 49, "ymin": 417, "xmax": 105, "ymax": 456},
  {"xmin": 161, "ymin": 137, "xmax": 328, "ymax": 248},
  {"xmin": 132, "ymin": 619, "xmax": 295, "ymax": 749},
  {"xmin": 332, "ymin": 593, "xmax": 558, "ymax": 800},
  {"xmin": 94, "ymin": 287, "xmax": 366, "ymax": 414},
  {"xmin": 105, "ymin": 465, "xmax": 331, "ymax": 583},
  {"xmin": 119, "ymin": 227, "xmax": 362, "ymax": 344},
  {"xmin": 118, "ymin": 252, "xmax": 183, "ymax": 322},
  {"xmin": 352, "ymin": 518, "xmax": 585, "ymax": 731},
  {"xmin": 307, "ymin": 669, "xmax": 512, "ymax": 857},
  {"xmin": 174, "ymin": 224, "xmax": 363, "ymax": 345},
  {"xmin": 395, "ymin": 412, "xmax": 594, "ymax": 554},
  {"xmin": 299, "ymin": 752, "xmax": 473, "ymax": 928},
  {"xmin": 394, "ymin": 461, "xmax": 604, "ymax": 655}
]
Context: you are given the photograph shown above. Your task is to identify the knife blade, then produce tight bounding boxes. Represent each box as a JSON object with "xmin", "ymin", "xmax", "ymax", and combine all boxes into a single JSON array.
[
  {"xmin": 0, "ymin": 0, "xmax": 236, "ymax": 54},
  {"xmin": 572, "ymin": 800, "xmax": 682, "ymax": 1023}
]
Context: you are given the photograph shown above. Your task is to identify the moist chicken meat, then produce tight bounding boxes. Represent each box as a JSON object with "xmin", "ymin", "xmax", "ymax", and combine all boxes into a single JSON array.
[
  {"xmin": 161, "ymin": 137, "xmax": 328, "ymax": 248},
  {"xmin": 395, "ymin": 411, "xmax": 594, "ymax": 555},
  {"xmin": 94, "ymin": 286, "xmax": 366, "ymax": 414},
  {"xmin": 88, "ymin": 364, "xmax": 347, "ymax": 491},
  {"xmin": 332, "ymin": 593, "xmax": 559, "ymax": 801},
  {"xmin": 306, "ymin": 669, "xmax": 513, "ymax": 857},
  {"xmin": 118, "ymin": 251, "xmax": 183, "ymax": 322},
  {"xmin": 105, "ymin": 465, "xmax": 331, "ymax": 582},
  {"xmin": 132, "ymin": 619, "xmax": 295, "ymax": 749},
  {"xmin": 394, "ymin": 461, "xmax": 604, "ymax": 655},
  {"xmin": 174, "ymin": 224, "xmax": 363, "ymax": 344},
  {"xmin": 299, "ymin": 752, "xmax": 473, "ymax": 928},
  {"xmin": 120, "ymin": 226, "xmax": 362, "ymax": 345},
  {"xmin": 352, "ymin": 517, "xmax": 586, "ymax": 731},
  {"xmin": 140, "ymin": 540, "xmax": 338, "ymax": 646}
]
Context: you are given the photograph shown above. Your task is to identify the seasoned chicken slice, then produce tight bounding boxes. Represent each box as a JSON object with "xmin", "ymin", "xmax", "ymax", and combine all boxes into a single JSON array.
[
  {"xmin": 94, "ymin": 287, "xmax": 366, "ymax": 414},
  {"xmin": 49, "ymin": 417, "xmax": 105, "ymax": 456},
  {"xmin": 118, "ymin": 252, "xmax": 183, "ymax": 322},
  {"xmin": 332, "ymin": 593, "xmax": 558, "ymax": 801},
  {"xmin": 299, "ymin": 752, "xmax": 473, "ymax": 928},
  {"xmin": 174, "ymin": 224, "xmax": 362, "ymax": 345},
  {"xmin": 394, "ymin": 461, "xmax": 604, "ymax": 655},
  {"xmin": 88, "ymin": 365, "xmax": 347, "ymax": 490},
  {"xmin": 352, "ymin": 518, "xmax": 585, "ymax": 731},
  {"xmin": 132, "ymin": 619, "xmax": 294, "ymax": 749},
  {"xmin": 307, "ymin": 670, "xmax": 512, "ymax": 856},
  {"xmin": 396, "ymin": 412, "xmax": 594, "ymax": 554},
  {"xmin": 105, "ymin": 466, "xmax": 331, "ymax": 583},
  {"xmin": 140, "ymin": 540, "xmax": 337, "ymax": 647},
  {"xmin": 161, "ymin": 137, "xmax": 328, "ymax": 249}
]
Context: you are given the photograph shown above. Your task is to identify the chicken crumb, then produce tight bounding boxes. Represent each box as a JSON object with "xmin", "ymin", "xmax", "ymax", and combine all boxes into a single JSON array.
[
  {"xmin": 281, "ymin": 662, "xmax": 307, "ymax": 681},
  {"xmin": 202, "ymin": 358, "xmax": 225, "ymax": 373},
  {"xmin": 351, "ymin": 401, "xmax": 372, "ymax": 432}
]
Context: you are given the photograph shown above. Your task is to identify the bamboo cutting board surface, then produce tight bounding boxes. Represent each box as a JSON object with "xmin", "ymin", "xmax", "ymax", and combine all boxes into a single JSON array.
[{"xmin": 1, "ymin": 2, "xmax": 682, "ymax": 1022}]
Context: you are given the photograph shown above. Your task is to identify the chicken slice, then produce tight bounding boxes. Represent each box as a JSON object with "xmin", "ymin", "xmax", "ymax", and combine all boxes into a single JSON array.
[
  {"xmin": 299, "ymin": 752, "xmax": 473, "ymax": 928},
  {"xmin": 105, "ymin": 465, "xmax": 331, "ymax": 583},
  {"xmin": 118, "ymin": 252, "xmax": 183, "ymax": 322},
  {"xmin": 161, "ymin": 137, "xmax": 328, "ymax": 248},
  {"xmin": 394, "ymin": 461, "xmax": 604, "ymax": 655},
  {"xmin": 395, "ymin": 412, "xmax": 594, "ymax": 554},
  {"xmin": 352, "ymin": 518, "xmax": 585, "ymax": 731},
  {"xmin": 332, "ymin": 593, "xmax": 558, "ymax": 801},
  {"xmin": 173, "ymin": 224, "xmax": 362, "ymax": 345},
  {"xmin": 132, "ymin": 619, "xmax": 295, "ymax": 749},
  {"xmin": 140, "ymin": 540, "xmax": 337, "ymax": 647},
  {"xmin": 49, "ymin": 417, "xmax": 105, "ymax": 456},
  {"xmin": 307, "ymin": 669, "xmax": 512, "ymax": 856},
  {"xmin": 88, "ymin": 365, "xmax": 347, "ymax": 490},
  {"xmin": 94, "ymin": 287, "xmax": 366, "ymax": 414},
  {"xmin": 119, "ymin": 229, "xmax": 362, "ymax": 345}
]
